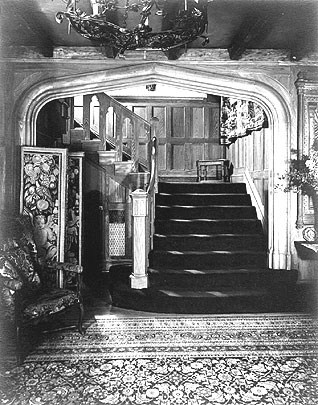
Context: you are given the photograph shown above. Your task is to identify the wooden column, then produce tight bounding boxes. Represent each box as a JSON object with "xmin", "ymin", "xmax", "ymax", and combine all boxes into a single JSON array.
[
  {"xmin": 130, "ymin": 189, "xmax": 148, "ymax": 289},
  {"xmin": 295, "ymin": 74, "xmax": 306, "ymax": 229}
]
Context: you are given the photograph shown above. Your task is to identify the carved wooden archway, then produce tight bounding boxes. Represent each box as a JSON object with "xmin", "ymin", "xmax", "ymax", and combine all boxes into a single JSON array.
[{"xmin": 14, "ymin": 62, "xmax": 293, "ymax": 270}]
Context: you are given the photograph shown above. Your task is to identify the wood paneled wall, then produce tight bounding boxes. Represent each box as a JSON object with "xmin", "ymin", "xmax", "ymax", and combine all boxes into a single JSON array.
[{"xmin": 117, "ymin": 97, "xmax": 224, "ymax": 179}]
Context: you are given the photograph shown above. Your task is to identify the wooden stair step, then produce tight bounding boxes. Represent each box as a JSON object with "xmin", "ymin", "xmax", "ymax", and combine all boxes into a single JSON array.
[
  {"xmin": 156, "ymin": 193, "xmax": 252, "ymax": 206},
  {"xmin": 155, "ymin": 218, "xmax": 263, "ymax": 234},
  {"xmin": 157, "ymin": 288, "xmax": 268, "ymax": 298},
  {"xmin": 158, "ymin": 182, "xmax": 247, "ymax": 194},
  {"xmin": 148, "ymin": 267, "xmax": 271, "ymax": 289},
  {"xmin": 153, "ymin": 234, "xmax": 266, "ymax": 251},
  {"xmin": 149, "ymin": 250, "xmax": 267, "ymax": 270},
  {"xmin": 155, "ymin": 205, "xmax": 257, "ymax": 219}
]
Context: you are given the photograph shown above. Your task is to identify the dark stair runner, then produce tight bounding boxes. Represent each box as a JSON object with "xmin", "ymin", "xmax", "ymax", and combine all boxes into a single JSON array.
[{"xmin": 110, "ymin": 182, "xmax": 298, "ymax": 313}]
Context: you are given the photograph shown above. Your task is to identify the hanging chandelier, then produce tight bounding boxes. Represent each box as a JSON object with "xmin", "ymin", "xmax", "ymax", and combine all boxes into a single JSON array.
[{"xmin": 56, "ymin": 0, "xmax": 208, "ymax": 58}]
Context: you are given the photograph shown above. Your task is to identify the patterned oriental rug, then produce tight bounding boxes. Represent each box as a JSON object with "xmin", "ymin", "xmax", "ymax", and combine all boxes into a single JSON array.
[{"xmin": 0, "ymin": 313, "xmax": 317, "ymax": 404}]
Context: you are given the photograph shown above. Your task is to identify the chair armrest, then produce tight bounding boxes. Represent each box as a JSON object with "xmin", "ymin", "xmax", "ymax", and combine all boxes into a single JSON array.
[
  {"xmin": 47, "ymin": 262, "xmax": 83, "ymax": 274},
  {"xmin": 46, "ymin": 262, "xmax": 83, "ymax": 295},
  {"xmin": 0, "ymin": 275, "xmax": 23, "ymax": 292},
  {"xmin": 0, "ymin": 274, "xmax": 22, "ymax": 322},
  {"xmin": 0, "ymin": 257, "xmax": 23, "ymax": 292}
]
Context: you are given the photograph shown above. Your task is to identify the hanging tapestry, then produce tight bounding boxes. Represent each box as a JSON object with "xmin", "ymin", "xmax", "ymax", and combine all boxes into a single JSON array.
[{"xmin": 220, "ymin": 97, "xmax": 268, "ymax": 146}]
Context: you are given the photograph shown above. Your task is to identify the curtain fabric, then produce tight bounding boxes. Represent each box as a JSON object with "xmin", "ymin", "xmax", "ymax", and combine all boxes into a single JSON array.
[{"xmin": 220, "ymin": 97, "xmax": 268, "ymax": 146}]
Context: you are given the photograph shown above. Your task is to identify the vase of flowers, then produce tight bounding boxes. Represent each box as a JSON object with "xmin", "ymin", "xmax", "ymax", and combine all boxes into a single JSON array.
[{"xmin": 277, "ymin": 134, "xmax": 318, "ymax": 241}]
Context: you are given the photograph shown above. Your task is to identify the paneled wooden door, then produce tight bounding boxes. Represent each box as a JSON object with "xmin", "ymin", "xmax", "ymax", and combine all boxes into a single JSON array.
[{"xmin": 127, "ymin": 98, "xmax": 223, "ymax": 179}]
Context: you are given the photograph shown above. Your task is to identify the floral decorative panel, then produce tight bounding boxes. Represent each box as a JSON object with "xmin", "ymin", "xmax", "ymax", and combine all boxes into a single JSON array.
[
  {"xmin": 20, "ymin": 147, "xmax": 67, "ymax": 264},
  {"xmin": 109, "ymin": 210, "xmax": 125, "ymax": 256},
  {"xmin": 220, "ymin": 97, "xmax": 268, "ymax": 146},
  {"xmin": 66, "ymin": 152, "xmax": 84, "ymax": 266}
]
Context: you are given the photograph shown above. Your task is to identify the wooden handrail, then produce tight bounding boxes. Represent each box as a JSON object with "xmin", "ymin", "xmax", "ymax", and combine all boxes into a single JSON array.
[
  {"xmin": 244, "ymin": 168, "xmax": 266, "ymax": 228},
  {"xmin": 147, "ymin": 117, "xmax": 159, "ymax": 193},
  {"xmin": 96, "ymin": 92, "xmax": 150, "ymax": 128},
  {"xmin": 146, "ymin": 136, "xmax": 158, "ymax": 194},
  {"xmin": 145, "ymin": 117, "xmax": 159, "ymax": 254}
]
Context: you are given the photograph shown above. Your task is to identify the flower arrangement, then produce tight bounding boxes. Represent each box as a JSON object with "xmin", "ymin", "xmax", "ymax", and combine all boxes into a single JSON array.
[
  {"xmin": 275, "ymin": 109, "xmax": 318, "ymax": 241},
  {"xmin": 276, "ymin": 134, "xmax": 318, "ymax": 241},
  {"xmin": 277, "ymin": 136, "xmax": 318, "ymax": 197}
]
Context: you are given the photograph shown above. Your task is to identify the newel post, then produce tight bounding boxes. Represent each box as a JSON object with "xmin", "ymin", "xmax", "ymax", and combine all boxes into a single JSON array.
[{"xmin": 130, "ymin": 189, "xmax": 148, "ymax": 289}]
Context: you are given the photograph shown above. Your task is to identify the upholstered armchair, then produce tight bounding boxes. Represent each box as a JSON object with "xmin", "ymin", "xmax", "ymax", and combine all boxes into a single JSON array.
[{"xmin": 0, "ymin": 215, "xmax": 84, "ymax": 365}]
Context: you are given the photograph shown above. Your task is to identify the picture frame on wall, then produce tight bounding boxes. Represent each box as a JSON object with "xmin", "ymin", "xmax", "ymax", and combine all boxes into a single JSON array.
[{"xmin": 20, "ymin": 146, "xmax": 68, "ymax": 264}]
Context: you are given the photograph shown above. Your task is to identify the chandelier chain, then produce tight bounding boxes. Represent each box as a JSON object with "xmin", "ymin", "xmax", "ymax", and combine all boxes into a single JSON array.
[{"xmin": 123, "ymin": 0, "xmax": 130, "ymax": 28}]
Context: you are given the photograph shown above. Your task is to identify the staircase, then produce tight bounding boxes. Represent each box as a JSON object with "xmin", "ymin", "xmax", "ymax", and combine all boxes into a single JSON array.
[
  {"xmin": 109, "ymin": 181, "xmax": 298, "ymax": 314},
  {"xmin": 71, "ymin": 93, "xmax": 152, "ymax": 191}
]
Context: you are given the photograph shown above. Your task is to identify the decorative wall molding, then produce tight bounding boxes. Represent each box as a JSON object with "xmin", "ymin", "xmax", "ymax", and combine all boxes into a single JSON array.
[{"xmin": 52, "ymin": 47, "xmax": 294, "ymax": 62}]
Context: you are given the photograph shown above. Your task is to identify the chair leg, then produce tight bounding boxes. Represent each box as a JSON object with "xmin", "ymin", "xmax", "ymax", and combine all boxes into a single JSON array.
[
  {"xmin": 77, "ymin": 302, "xmax": 84, "ymax": 334},
  {"xmin": 16, "ymin": 325, "xmax": 22, "ymax": 366}
]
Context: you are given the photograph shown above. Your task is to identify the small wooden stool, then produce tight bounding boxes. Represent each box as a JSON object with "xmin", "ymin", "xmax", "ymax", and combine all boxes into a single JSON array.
[{"xmin": 196, "ymin": 159, "xmax": 232, "ymax": 182}]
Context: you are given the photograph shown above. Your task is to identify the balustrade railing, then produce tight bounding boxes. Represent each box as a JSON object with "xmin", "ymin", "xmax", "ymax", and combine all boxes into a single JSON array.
[
  {"xmin": 94, "ymin": 93, "xmax": 151, "ymax": 171},
  {"xmin": 76, "ymin": 93, "xmax": 151, "ymax": 171},
  {"xmin": 72, "ymin": 92, "xmax": 157, "ymax": 284}
]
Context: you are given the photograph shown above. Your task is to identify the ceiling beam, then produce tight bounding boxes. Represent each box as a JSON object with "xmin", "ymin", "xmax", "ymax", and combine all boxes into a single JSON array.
[
  {"xmin": 228, "ymin": 16, "xmax": 270, "ymax": 60},
  {"xmin": 2, "ymin": 0, "xmax": 53, "ymax": 51},
  {"xmin": 290, "ymin": 34, "xmax": 316, "ymax": 61}
]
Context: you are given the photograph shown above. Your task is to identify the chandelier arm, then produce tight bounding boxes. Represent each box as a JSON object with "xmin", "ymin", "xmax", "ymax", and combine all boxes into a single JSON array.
[{"xmin": 56, "ymin": 0, "xmax": 208, "ymax": 57}]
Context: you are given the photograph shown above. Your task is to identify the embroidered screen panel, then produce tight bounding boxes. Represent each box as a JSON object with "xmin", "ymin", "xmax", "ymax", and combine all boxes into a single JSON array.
[
  {"xmin": 66, "ymin": 153, "xmax": 84, "ymax": 266},
  {"xmin": 20, "ymin": 147, "xmax": 67, "ymax": 263}
]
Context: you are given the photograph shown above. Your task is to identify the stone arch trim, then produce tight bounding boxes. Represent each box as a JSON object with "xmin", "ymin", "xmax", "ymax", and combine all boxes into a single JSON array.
[{"xmin": 14, "ymin": 62, "xmax": 293, "ymax": 269}]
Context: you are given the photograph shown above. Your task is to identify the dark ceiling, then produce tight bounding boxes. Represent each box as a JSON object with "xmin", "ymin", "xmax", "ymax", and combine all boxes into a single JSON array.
[{"xmin": 1, "ymin": 0, "xmax": 318, "ymax": 60}]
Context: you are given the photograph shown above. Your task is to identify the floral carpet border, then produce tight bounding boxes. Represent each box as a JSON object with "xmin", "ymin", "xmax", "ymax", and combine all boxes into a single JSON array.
[{"xmin": 26, "ymin": 313, "xmax": 318, "ymax": 362}]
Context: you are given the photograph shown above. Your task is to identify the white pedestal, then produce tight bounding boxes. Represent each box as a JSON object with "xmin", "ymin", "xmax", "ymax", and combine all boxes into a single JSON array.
[{"xmin": 130, "ymin": 189, "xmax": 149, "ymax": 289}]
